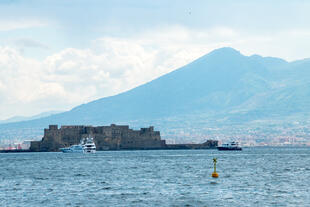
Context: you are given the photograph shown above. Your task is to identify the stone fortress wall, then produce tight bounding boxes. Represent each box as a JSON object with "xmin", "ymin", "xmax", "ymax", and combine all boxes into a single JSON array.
[
  {"xmin": 30, "ymin": 124, "xmax": 218, "ymax": 152},
  {"xmin": 30, "ymin": 124, "xmax": 166, "ymax": 152}
]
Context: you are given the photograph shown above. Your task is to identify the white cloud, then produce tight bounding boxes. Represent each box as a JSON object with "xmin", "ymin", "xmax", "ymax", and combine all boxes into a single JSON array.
[
  {"xmin": 0, "ymin": 19, "xmax": 46, "ymax": 31},
  {"xmin": 1, "ymin": 26, "xmax": 310, "ymax": 119},
  {"xmin": 233, "ymin": 29, "xmax": 310, "ymax": 61},
  {"xmin": 14, "ymin": 38, "xmax": 49, "ymax": 49},
  {"xmin": 0, "ymin": 26, "xmax": 210, "ymax": 119}
]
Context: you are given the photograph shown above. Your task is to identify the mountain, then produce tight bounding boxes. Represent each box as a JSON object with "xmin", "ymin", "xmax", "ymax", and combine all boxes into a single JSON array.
[
  {"xmin": 0, "ymin": 111, "xmax": 64, "ymax": 124},
  {"xmin": 1, "ymin": 47, "xmax": 310, "ymax": 144}
]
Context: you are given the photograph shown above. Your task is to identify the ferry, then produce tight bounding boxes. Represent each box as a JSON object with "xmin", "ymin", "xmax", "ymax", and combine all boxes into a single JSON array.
[
  {"xmin": 217, "ymin": 141, "xmax": 242, "ymax": 151},
  {"xmin": 60, "ymin": 137, "xmax": 96, "ymax": 153},
  {"xmin": 60, "ymin": 144, "xmax": 84, "ymax": 153}
]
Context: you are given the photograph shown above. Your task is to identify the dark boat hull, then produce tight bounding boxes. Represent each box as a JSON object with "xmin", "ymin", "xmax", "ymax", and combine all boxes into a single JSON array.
[
  {"xmin": 0, "ymin": 149, "xmax": 31, "ymax": 153},
  {"xmin": 217, "ymin": 147, "xmax": 242, "ymax": 151}
]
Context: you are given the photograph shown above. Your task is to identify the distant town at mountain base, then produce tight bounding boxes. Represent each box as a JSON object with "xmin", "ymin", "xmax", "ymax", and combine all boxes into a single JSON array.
[{"xmin": 1, "ymin": 47, "xmax": 310, "ymax": 146}]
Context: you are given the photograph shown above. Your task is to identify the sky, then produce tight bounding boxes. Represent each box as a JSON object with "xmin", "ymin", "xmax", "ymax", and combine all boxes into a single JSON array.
[{"xmin": 0, "ymin": 0, "xmax": 310, "ymax": 120}]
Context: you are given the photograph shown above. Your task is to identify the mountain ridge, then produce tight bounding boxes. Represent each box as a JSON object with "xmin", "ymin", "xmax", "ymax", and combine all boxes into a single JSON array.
[
  {"xmin": 1, "ymin": 47, "xmax": 310, "ymax": 144},
  {"xmin": 0, "ymin": 110, "xmax": 64, "ymax": 124}
]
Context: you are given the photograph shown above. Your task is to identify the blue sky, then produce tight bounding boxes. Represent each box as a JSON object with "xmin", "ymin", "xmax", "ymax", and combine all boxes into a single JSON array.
[
  {"xmin": 2, "ymin": 0, "xmax": 310, "ymax": 59},
  {"xmin": 0, "ymin": 0, "xmax": 310, "ymax": 119}
]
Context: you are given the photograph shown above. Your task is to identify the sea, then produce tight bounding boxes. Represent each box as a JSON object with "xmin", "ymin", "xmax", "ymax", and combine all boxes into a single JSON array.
[{"xmin": 0, "ymin": 147, "xmax": 309, "ymax": 207}]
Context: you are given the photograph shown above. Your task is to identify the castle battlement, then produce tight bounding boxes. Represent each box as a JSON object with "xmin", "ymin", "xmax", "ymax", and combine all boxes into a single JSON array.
[{"xmin": 31, "ymin": 124, "xmax": 165, "ymax": 152}]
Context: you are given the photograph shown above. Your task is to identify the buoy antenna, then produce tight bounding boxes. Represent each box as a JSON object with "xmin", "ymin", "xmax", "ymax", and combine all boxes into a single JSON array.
[{"xmin": 212, "ymin": 157, "xmax": 219, "ymax": 178}]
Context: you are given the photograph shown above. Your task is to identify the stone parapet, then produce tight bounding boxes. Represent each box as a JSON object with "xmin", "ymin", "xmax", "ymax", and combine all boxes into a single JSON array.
[
  {"xmin": 30, "ymin": 124, "xmax": 164, "ymax": 152},
  {"xmin": 29, "ymin": 124, "xmax": 218, "ymax": 152}
]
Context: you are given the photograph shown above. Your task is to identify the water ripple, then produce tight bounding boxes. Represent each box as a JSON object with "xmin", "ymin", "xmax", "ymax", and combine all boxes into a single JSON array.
[{"xmin": 0, "ymin": 147, "xmax": 310, "ymax": 206}]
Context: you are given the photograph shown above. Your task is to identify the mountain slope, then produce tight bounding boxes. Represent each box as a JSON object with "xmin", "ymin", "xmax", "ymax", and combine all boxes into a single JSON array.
[
  {"xmin": 1, "ymin": 47, "xmax": 310, "ymax": 143},
  {"xmin": 0, "ymin": 111, "xmax": 63, "ymax": 124},
  {"xmin": 53, "ymin": 47, "xmax": 274, "ymax": 121}
]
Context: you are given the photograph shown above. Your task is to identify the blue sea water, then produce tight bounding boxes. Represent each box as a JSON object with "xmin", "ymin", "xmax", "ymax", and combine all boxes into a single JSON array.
[{"xmin": 0, "ymin": 147, "xmax": 310, "ymax": 207}]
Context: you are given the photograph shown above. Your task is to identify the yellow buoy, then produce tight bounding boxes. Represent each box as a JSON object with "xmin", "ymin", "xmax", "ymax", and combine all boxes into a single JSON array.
[{"xmin": 212, "ymin": 158, "xmax": 219, "ymax": 178}]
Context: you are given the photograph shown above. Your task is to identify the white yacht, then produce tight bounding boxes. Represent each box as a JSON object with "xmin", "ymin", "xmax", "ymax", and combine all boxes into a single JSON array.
[
  {"xmin": 218, "ymin": 141, "xmax": 242, "ymax": 151},
  {"xmin": 60, "ymin": 144, "xmax": 84, "ymax": 153},
  {"xmin": 60, "ymin": 137, "xmax": 96, "ymax": 153},
  {"xmin": 83, "ymin": 137, "xmax": 96, "ymax": 153}
]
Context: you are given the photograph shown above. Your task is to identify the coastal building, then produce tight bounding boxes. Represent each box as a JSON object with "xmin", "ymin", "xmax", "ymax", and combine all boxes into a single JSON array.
[
  {"xmin": 30, "ymin": 124, "xmax": 166, "ymax": 151},
  {"xmin": 30, "ymin": 124, "xmax": 218, "ymax": 152},
  {"xmin": 21, "ymin": 140, "xmax": 32, "ymax": 150}
]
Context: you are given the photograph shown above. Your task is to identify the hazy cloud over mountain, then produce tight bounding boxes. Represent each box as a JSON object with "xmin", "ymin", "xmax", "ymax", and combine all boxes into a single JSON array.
[{"xmin": 1, "ymin": 0, "xmax": 310, "ymax": 119}]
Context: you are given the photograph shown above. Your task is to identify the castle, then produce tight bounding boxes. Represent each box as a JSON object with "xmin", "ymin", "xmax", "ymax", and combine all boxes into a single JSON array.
[
  {"xmin": 30, "ymin": 124, "xmax": 218, "ymax": 151},
  {"xmin": 30, "ymin": 124, "xmax": 166, "ymax": 151}
]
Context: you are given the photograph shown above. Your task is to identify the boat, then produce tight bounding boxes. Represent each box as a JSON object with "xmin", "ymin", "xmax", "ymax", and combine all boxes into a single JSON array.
[
  {"xmin": 60, "ymin": 137, "xmax": 96, "ymax": 153},
  {"xmin": 60, "ymin": 144, "xmax": 84, "ymax": 153},
  {"xmin": 83, "ymin": 137, "xmax": 96, "ymax": 153},
  {"xmin": 217, "ymin": 141, "xmax": 242, "ymax": 151}
]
